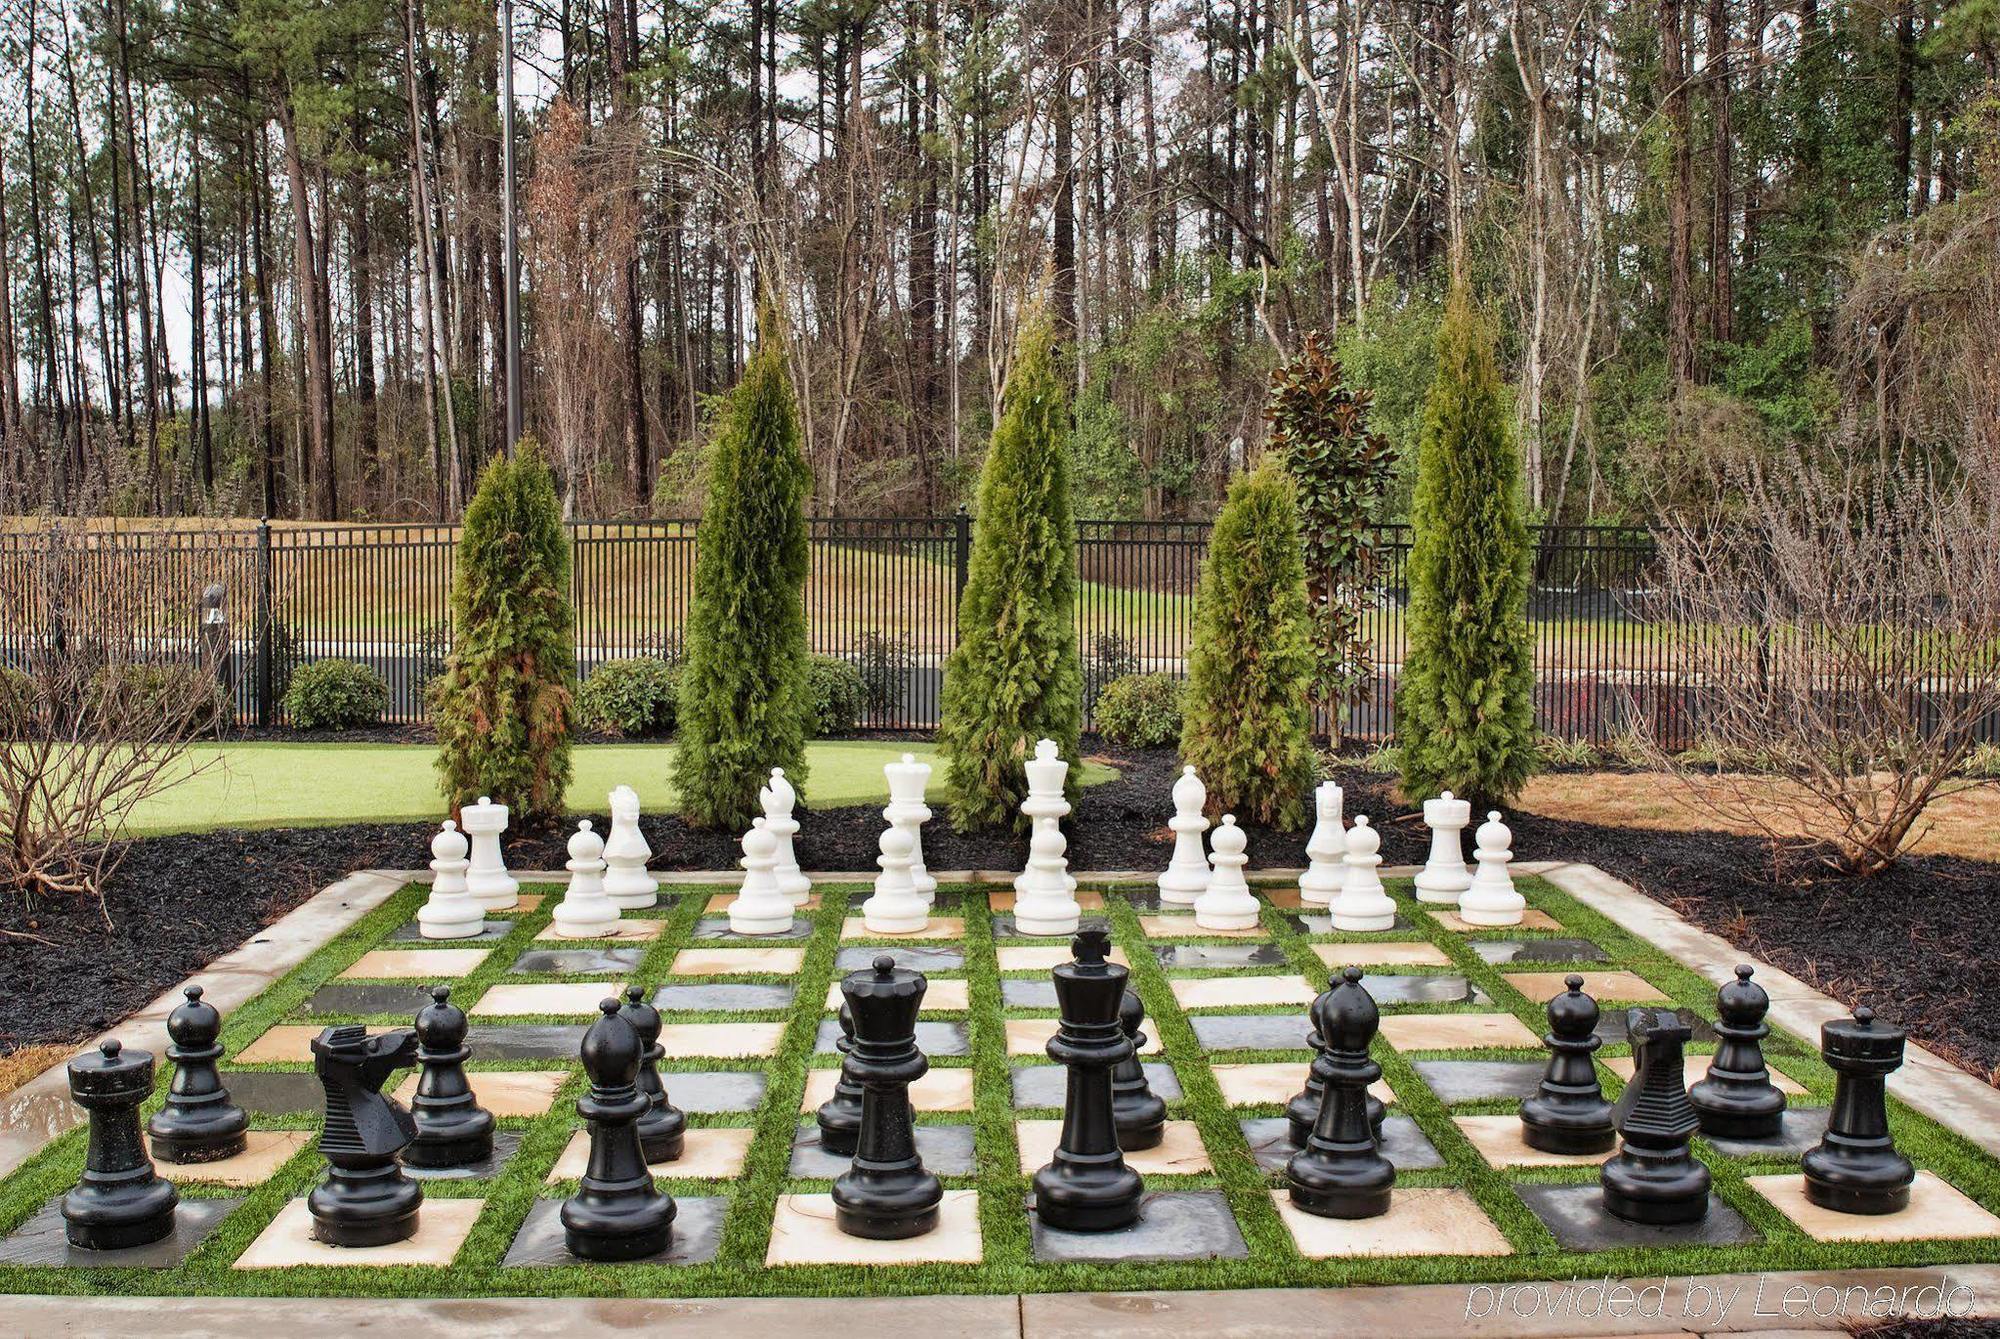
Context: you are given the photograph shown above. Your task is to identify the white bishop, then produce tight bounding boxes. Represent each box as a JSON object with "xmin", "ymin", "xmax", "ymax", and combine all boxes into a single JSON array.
[{"xmin": 760, "ymin": 768, "xmax": 812, "ymax": 905}]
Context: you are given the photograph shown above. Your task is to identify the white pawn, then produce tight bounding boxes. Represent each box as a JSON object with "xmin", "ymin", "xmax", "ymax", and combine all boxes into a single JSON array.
[
  {"xmin": 461, "ymin": 795, "xmax": 519, "ymax": 912},
  {"xmin": 883, "ymin": 753, "xmax": 936, "ymax": 904},
  {"xmin": 730, "ymin": 819, "xmax": 796, "ymax": 936},
  {"xmin": 418, "ymin": 820, "xmax": 485, "ymax": 940},
  {"xmin": 1015, "ymin": 739, "xmax": 1075, "ymax": 895},
  {"xmin": 1330, "ymin": 815, "xmax": 1398, "ymax": 932},
  {"xmin": 1297, "ymin": 780, "xmax": 1345, "ymax": 907},
  {"xmin": 862, "ymin": 827, "xmax": 929, "ymax": 935},
  {"xmin": 1014, "ymin": 826, "xmax": 1081, "ymax": 937},
  {"xmin": 1157, "ymin": 766, "xmax": 1211, "ymax": 906},
  {"xmin": 1413, "ymin": 790, "xmax": 1474, "ymax": 906},
  {"xmin": 552, "ymin": 820, "xmax": 621, "ymax": 939},
  {"xmin": 602, "ymin": 785, "xmax": 659, "ymax": 910},
  {"xmin": 1194, "ymin": 815, "xmax": 1260, "ymax": 930},
  {"xmin": 760, "ymin": 768, "xmax": 812, "ymax": 906},
  {"xmin": 1458, "ymin": 811, "xmax": 1526, "ymax": 927}
]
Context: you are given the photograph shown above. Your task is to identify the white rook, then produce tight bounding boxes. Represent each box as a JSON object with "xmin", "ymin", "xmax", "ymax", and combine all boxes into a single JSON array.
[
  {"xmin": 1413, "ymin": 791, "xmax": 1473, "ymax": 907},
  {"xmin": 460, "ymin": 796, "xmax": 519, "ymax": 912}
]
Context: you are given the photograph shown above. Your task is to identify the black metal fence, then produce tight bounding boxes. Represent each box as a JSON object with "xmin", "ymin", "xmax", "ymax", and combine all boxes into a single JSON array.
[{"xmin": 0, "ymin": 518, "xmax": 1679, "ymax": 741}]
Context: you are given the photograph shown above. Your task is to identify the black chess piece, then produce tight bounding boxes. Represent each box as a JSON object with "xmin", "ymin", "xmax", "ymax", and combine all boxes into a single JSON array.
[
  {"xmin": 62, "ymin": 1040, "xmax": 180, "ymax": 1250},
  {"xmin": 1110, "ymin": 988, "xmax": 1166, "ymax": 1152},
  {"xmin": 403, "ymin": 986, "xmax": 496, "ymax": 1168},
  {"xmin": 146, "ymin": 985, "xmax": 249, "ymax": 1164},
  {"xmin": 1287, "ymin": 979, "xmax": 1386, "ymax": 1149},
  {"xmin": 308, "ymin": 1025, "xmax": 424, "ymax": 1247},
  {"xmin": 1689, "ymin": 965, "xmax": 1787, "ymax": 1140},
  {"xmin": 1519, "ymin": 975, "xmax": 1616, "ymax": 1155},
  {"xmin": 831, "ymin": 955, "xmax": 944, "ymax": 1240},
  {"xmin": 1802, "ymin": 1006, "xmax": 1915, "ymax": 1215},
  {"xmin": 620, "ymin": 986, "xmax": 686, "ymax": 1164},
  {"xmin": 562, "ymin": 999, "xmax": 678, "ymax": 1260},
  {"xmin": 1033, "ymin": 931, "xmax": 1146, "ymax": 1232},
  {"xmin": 1600, "ymin": 1007, "xmax": 1711, "ymax": 1225},
  {"xmin": 818, "ymin": 1001, "xmax": 866, "ymax": 1157},
  {"xmin": 1286, "ymin": 968, "xmax": 1395, "ymax": 1220}
]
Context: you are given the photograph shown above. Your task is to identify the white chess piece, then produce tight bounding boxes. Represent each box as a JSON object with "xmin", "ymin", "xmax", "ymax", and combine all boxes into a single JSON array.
[
  {"xmin": 1413, "ymin": 790, "xmax": 1474, "ymax": 906},
  {"xmin": 1329, "ymin": 814, "xmax": 1397, "ymax": 932},
  {"xmin": 883, "ymin": 753, "xmax": 936, "ymax": 904},
  {"xmin": 460, "ymin": 795, "xmax": 519, "ymax": 912},
  {"xmin": 602, "ymin": 785, "xmax": 660, "ymax": 910},
  {"xmin": 1157, "ymin": 766, "xmax": 1211, "ymax": 906},
  {"xmin": 1014, "ymin": 825, "xmax": 1082, "ymax": 937},
  {"xmin": 729, "ymin": 818, "xmax": 797, "ymax": 935},
  {"xmin": 1194, "ymin": 815, "xmax": 1260, "ymax": 930},
  {"xmin": 760, "ymin": 767, "xmax": 812, "ymax": 906},
  {"xmin": 861, "ymin": 826, "xmax": 930, "ymax": 934},
  {"xmin": 1297, "ymin": 780, "xmax": 1345, "ymax": 906},
  {"xmin": 552, "ymin": 820, "xmax": 621, "ymax": 938},
  {"xmin": 417, "ymin": 820, "xmax": 485, "ymax": 939},
  {"xmin": 1458, "ymin": 811, "xmax": 1526, "ymax": 927},
  {"xmin": 1015, "ymin": 739, "xmax": 1075, "ymax": 895}
]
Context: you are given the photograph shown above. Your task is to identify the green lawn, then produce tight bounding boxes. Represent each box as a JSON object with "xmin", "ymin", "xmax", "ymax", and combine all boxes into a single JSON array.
[{"xmin": 125, "ymin": 741, "xmax": 1117, "ymax": 835}]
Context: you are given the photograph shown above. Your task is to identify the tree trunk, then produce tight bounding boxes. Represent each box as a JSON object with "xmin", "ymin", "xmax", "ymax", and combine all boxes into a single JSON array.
[
  {"xmin": 1707, "ymin": 0, "xmax": 1733, "ymax": 348},
  {"xmin": 1660, "ymin": 0, "xmax": 1695, "ymax": 384}
]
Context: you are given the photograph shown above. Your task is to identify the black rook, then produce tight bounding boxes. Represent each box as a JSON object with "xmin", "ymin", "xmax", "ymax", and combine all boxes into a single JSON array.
[
  {"xmin": 1802, "ymin": 1006, "xmax": 1915, "ymax": 1215},
  {"xmin": 63, "ymin": 1040, "xmax": 180, "ymax": 1250}
]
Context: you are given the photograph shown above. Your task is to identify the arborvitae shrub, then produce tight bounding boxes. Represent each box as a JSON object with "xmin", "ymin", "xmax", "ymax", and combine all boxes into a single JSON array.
[
  {"xmin": 1179, "ymin": 458, "xmax": 1316, "ymax": 829},
  {"xmin": 1094, "ymin": 673, "xmax": 1184, "ymax": 748},
  {"xmin": 432, "ymin": 439, "xmax": 578, "ymax": 823},
  {"xmin": 672, "ymin": 322, "xmax": 812, "ymax": 828},
  {"xmin": 577, "ymin": 657, "xmax": 680, "ymax": 736},
  {"xmin": 937, "ymin": 312, "xmax": 1083, "ymax": 830},
  {"xmin": 283, "ymin": 658, "xmax": 389, "ymax": 730},
  {"xmin": 1395, "ymin": 284, "xmax": 1537, "ymax": 807}
]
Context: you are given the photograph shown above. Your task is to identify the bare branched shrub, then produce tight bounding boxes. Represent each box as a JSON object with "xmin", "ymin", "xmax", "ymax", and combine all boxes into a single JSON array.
[{"xmin": 1634, "ymin": 455, "xmax": 2000, "ymax": 876}]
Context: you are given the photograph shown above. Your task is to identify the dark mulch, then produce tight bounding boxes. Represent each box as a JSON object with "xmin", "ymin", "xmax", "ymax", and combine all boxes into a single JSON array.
[{"xmin": 4, "ymin": 743, "xmax": 1998, "ymax": 1085}]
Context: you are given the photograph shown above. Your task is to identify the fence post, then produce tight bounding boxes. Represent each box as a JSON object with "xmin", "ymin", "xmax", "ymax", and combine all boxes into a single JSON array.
[
  {"xmin": 952, "ymin": 505, "xmax": 971, "ymax": 605},
  {"xmin": 254, "ymin": 519, "xmax": 273, "ymax": 727}
]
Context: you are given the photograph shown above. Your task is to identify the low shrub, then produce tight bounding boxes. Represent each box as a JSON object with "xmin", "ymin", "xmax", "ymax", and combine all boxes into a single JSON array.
[
  {"xmin": 283, "ymin": 658, "xmax": 389, "ymax": 730},
  {"xmin": 809, "ymin": 655, "xmax": 868, "ymax": 735},
  {"xmin": 0, "ymin": 665, "xmax": 34, "ymax": 732},
  {"xmin": 89, "ymin": 662, "xmax": 229, "ymax": 737},
  {"xmin": 577, "ymin": 657, "xmax": 681, "ymax": 736},
  {"xmin": 1535, "ymin": 734, "xmax": 1601, "ymax": 768},
  {"xmin": 1094, "ymin": 673, "xmax": 1184, "ymax": 748}
]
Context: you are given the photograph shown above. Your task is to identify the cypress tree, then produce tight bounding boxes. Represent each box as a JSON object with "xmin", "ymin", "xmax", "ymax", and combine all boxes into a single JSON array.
[
  {"xmin": 672, "ymin": 319, "xmax": 812, "ymax": 829},
  {"xmin": 1179, "ymin": 457, "xmax": 1316, "ymax": 830},
  {"xmin": 1395, "ymin": 284, "xmax": 1537, "ymax": 807},
  {"xmin": 937, "ymin": 312, "xmax": 1082, "ymax": 830},
  {"xmin": 433, "ymin": 439, "xmax": 577, "ymax": 822}
]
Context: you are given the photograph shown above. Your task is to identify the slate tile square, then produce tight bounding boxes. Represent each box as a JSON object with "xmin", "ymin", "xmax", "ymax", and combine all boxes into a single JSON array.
[
  {"xmin": 834, "ymin": 946, "xmax": 966, "ymax": 972},
  {"xmin": 1238, "ymin": 1115, "xmax": 1442, "ymax": 1176},
  {"xmin": 788, "ymin": 1121, "xmax": 977, "ymax": 1178},
  {"xmin": 1285, "ymin": 913, "xmax": 1414, "ymax": 936},
  {"xmin": 690, "ymin": 916, "xmax": 814, "ymax": 942},
  {"xmin": 1411, "ymin": 1059, "xmax": 1549, "ymax": 1104},
  {"xmin": 1013, "ymin": 1063, "xmax": 1180, "ymax": 1109},
  {"xmin": 659, "ymin": 1070, "xmax": 768, "ymax": 1114},
  {"xmin": 1153, "ymin": 942, "xmax": 1292, "ymax": 970},
  {"xmin": 653, "ymin": 982, "xmax": 799, "ymax": 1012},
  {"xmin": 815, "ymin": 1018, "xmax": 968, "ymax": 1057},
  {"xmin": 1030, "ymin": 1189, "xmax": 1248, "ymax": 1263},
  {"xmin": 1702, "ymin": 1108, "xmax": 1830, "ymax": 1159},
  {"xmin": 1000, "ymin": 978, "xmax": 1058, "ymax": 1009},
  {"xmin": 403, "ymin": 1130, "xmax": 522, "ymax": 1182},
  {"xmin": 822, "ymin": 979, "xmax": 969, "ymax": 1013},
  {"xmin": 1516, "ymin": 1181, "xmax": 1759, "ymax": 1250},
  {"xmin": 996, "ymin": 945, "xmax": 1127, "ymax": 972},
  {"xmin": 1356, "ymin": 975, "xmax": 1493, "ymax": 1006},
  {"xmin": 1593, "ymin": 1007, "xmax": 1715, "ymax": 1045},
  {"xmin": 0, "ymin": 1196, "xmax": 240, "ymax": 1267},
  {"xmin": 1188, "ymin": 1014, "xmax": 1311, "ymax": 1052},
  {"xmin": 1604, "ymin": 1053, "xmax": 1802, "ymax": 1093},
  {"xmin": 1470, "ymin": 938, "xmax": 1610, "ymax": 965},
  {"xmin": 298, "ymin": 983, "xmax": 440, "ymax": 1018},
  {"xmin": 222, "ymin": 1070, "xmax": 326, "ymax": 1117},
  {"xmin": 990, "ymin": 913, "xmax": 1114, "ymax": 941},
  {"xmin": 503, "ymin": 1195, "xmax": 725, "ymax": 1267},
  {"xmin": 392, "ymin": 1069, "xmax": 570, "ymax": 1117},
  {"xmin": 387, "ymin": 919, "xmax": 514, "ymax": 944},
  {"xmin": 509, "ymin": 946, "xmax": 648, "ymax": 975},
  {"xmin": 462, "ymin": 1024, "xmax": 590, "ymax": 1060}
]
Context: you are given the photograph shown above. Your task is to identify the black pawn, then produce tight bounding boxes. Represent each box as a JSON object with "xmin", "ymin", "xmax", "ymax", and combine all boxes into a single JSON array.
[
  {"xmin": 561, "ymin": 999, "xmax": 677, "ymax": 1260},
  {"xmin": 816, "ymin": 1000, "xmax": 865, "ymax": 1157},
  {"xmin": 1286, "ymin": 968, "xmax": 1394, "ymax": 1220},
  {"xmin": 146, "ymin": 985, "xmax": 248, "ymax": 1164},
  {"xmin": 832, "ymin": 954, "xmax": 944, "ymax": 1240},
  {"xmin": 1802, "ymin": 1006, "xmax": 1915, "ymax": 1215},
  {"xmin": 1519, "ymin": 975, "xmax": 1616, "ymax": 1154},
  {"xmin": 1110, "ymin": 988, "xmax": 1165, "ymax": 1152},
  {"xmin": 308, "ymin": 1025, "xmax": 423, "ymax": 1246},
  {"xmin": 620, "ymin": 986, "xmax": 686, "ymax": 1164},
  {"xmin": 1600, "ymin": 1007, "xmax": 1711, "ymax": 1225},
  {"xmin": 1690, "ymin": 965, "xmax": 1787, "ymax": 1140},
  {"xmin": 404, "ymin": 986, "xmax": 495, "ymax": 1168},
  {"xmin": 1287, "ymin": 979, "xmax": 1386, "ymax": 1149},
  {"xmin": 63, "ymin": 1040, "xmax": 180, "ymax": 1250},
  {"xmin": 1033, "ymin": 930, "xmax": 1145, "ymax": 1232}
]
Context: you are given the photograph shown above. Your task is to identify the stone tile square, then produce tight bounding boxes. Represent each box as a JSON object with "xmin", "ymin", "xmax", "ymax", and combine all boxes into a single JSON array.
[
  {"xmin": 990, "ymin": 913, "xmax": 1114, "ymax": 941},
  {"xmin": 221, "ymin": 1070, "xmax": 325, "ymax": 1116},
  {"xmin": 690, "ymin": 916, "xmax": 814, "ymax": 942},
  {"xmin": 1240, "ymin": 1115, "xmax": 1441, "ymax": 1176},
  {"xmin": 816, "ymin": 1018, "xmax": 970, "ymax": 1057},
  {"xmin": 0, "ymin": 1197, "xmax": 240, "ymax": 1268},
  {"xmin": 403, "ymin": 1130, "xmax": 523, "ymax": 1182},
  {"xmin": 1517, "ymin": 1181, "xmax": 1759, "ymax": 1250},
  {"xmin": 1271, "ymin": 1187, "xmax": 1512, "ymax": 1257},
  {"xmin": 1261, "ymin": 887, "xmax": 1317, "ymax": 908},
  {"xmin": 670, "ymin": 946, "xmax": 807, "ymax": 976},
  {"xmin": 1431, "ymin": 908, "xmax": 1561, "ymax": 933},
  {"xmin": 789, "ymin": 1121, "xmax": 977, "ymax": 1179},
  {"xmin": 1411, "ymin": 1059, "xmax": 1550, "ymax": 1103},
  {"xmin": 840, "ymin": 916, "xmax": 965, "ymax": 941},
  {"xmin": 1169, "ymin": 975, "xmax": 1318, "ymax": 1010},
  {"xmin": 836, "ymin": 946, "xmax": 967, "ymax": 972},
  {"xmin": 149, "ymin": 1130, "xmax": 314, "ymax": 1186},
  {"xmin": 469, "ymin": 982, "xmax": 626, "ymax": 1017},
  {"xmin": 233, "ymin": 1025, "xmax": 322, "ymax": 1064},
  {"xmin": 824, "ymin": 978, "xmax": 970, "ymax": 1012},
  {"xmin": 1030, "ymin": 1189, "xmax": 1248, "ymax": 1264},
  {"xmin": 1013, "ymin": 1063, "xmax": 1180, "ymax": 1109},
  {"xmin": 1153, "ymin": 943, "xmax": 1292, "ymax": 970},
  {"xmin": 1453, "ymin": 1115, "xmax": 1615, "ymax": 1168},
  {"xmin": 1139, "ymin": 914, "xmax": 1268, "ymax": 940},
  {"xmin": 1747, "ymin": 1171, "xmax": 2000, "ymax": 1243},
  {"xmin": 1364, "ymin": 975, "xmax": 1493, "ymax": 1006},
  {"xmin": 1284, "ymin": 913, "xmax": 1415, "ymax": 936},
  {"xmin": 1312, "ymin": 942, "xmax": 1454, "ymax": 969},
  {"xmin": 800, "ymin": 1066, "xmax": 977, "ymax": 1113},
  {"xmin": 1471, "ymin": 938, "xmax": 1610, "ymax": 965},
  {"xmin": 503, "ymin": 1195, "xmax": 725, "ymax": 1267},
  {"xmin": 547, "ymin": 1126, "xmax": 755, "ymax": 1182},
  {"xmin": 462, "ymin": 1025, "xmax": 589, "ymax": 1060},
  {"xmin": 340, "ymin": 948, "xmax": 490, "ymax": 980},
  {"xmin": 392, "ymin": 1069, "xmax": 569, "ymax": 1117},
  {"xmin": 988, "ymin": 890, "xmax": 1104, "ymax": 911},
  {"xmin": 1378, "ymin": 1012, "xmax": 1542, "ymax": 1052},
  {"xmin": 765, "ymin": 1190, "xmax": 982, "ymax": 1265},
  {"xmin": 710, "ymin": 891, "xmax": 822, "ymax": 912},
  {"xmin": 388, "ymin": 919, "xmax": 514, "ymax": 944},
  {"xmin": 1014, "ymin": 1119, "xmax": 1210, "ymax": 1176},
  {"xmin": 1603, "ymin": 1052, "xmax": 1808, "ymax": 1096},
  {"xmin": 1595, "ymin": 1008, "xmax": 1716, "ymax": 1045},
  {"xmin": 1505, "ymin": 970, "xmax": 1668, "ymax": 1004},
  {"xmin": 299, "ymin": 983, "xmax": 440, "ymax": 1018},
  {"xmin": 1188, "ymin": 1014, "xmax": 1311, "ymax": 1053},
  {"xmin": 656, "ymin": 1022, "xmax": 786, "ymax": 1059},
  {"xmin": 663, "ymin": 1070, "xmax": 769, "ymax": 1113},
  {"xmin": 1703, "ymin": 1108, "xmax": 1830, "ymax": 1158},
  {"xmin": 509, "ymin": 946, "xmax": 647, "ymax": 975},
  {"xmin": 1007, "ymin": 1018, "xmax": 1159, "ymax": 1057},
  {"xmin": 533, "ymin": 918, "xmax": 666, "ymax": 943},
  {"xmin": 655, "ymin": 983, "xmax": 799, "ymax": 1012},
  {"xmin": 997, "ymin": 944, "xmax": 1128, "ymax": 971},
  {"xmin": 1211, "ymin": 1062, "xmax": 1395, "ymax": 1109},
  {"xmin": 1000, "ymin": 979, "xmax": 1059, "ymax": 1009},
  {"xmin": 234, "ymin": 1196, "xmax": 485, "ymax": 1269}
]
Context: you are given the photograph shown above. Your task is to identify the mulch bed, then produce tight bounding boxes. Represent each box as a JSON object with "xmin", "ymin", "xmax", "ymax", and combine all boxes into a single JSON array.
[{"xmin": 4, "ymin": 743, "xmax": 1997, "ymax": 1086}]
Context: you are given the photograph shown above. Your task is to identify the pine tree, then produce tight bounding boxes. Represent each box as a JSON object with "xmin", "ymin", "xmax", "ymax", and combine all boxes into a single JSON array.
[
  {"xmin": 672, "ymin": 318, "xmax": 812, "ymax": 829},
  {"xmin": 433, "ymin": 439, "xmax": 577, "ymax": 822},
  {"xmin": 1179, "ymin": 457, "xmax": 1316, "ymax": 830},
  {"xmin": 937, "ymin": 312, "xmax": 1082, "ymax": 830},
  {"xmin": 1395, "ymin": 284, "xmax": 1537, "ymax": 807}
]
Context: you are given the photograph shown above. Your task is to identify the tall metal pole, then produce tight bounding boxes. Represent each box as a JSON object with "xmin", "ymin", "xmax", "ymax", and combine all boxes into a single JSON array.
[{"xmin": 499, "ymin": 0, "xmax": 523, "ymax": 453}]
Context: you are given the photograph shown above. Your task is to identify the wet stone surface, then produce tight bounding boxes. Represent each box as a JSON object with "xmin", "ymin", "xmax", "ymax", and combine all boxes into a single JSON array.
[
  {"xmin": 1029, "ymin": 1189, "xmax": 1249, "ymax": 1263},
  {"xmin": 509, "ymin": 947, "xmax": 648, "ymax": 975},
  {"xmin": 1188, "ymin": 1014, "xmax": 1313, "ymax": 1053},
  {"xmin": 656, "ymin": 1070, "xmax": 769, "ymax": 1114},
  {"xmin": 0, "ymin": 1197, "xmax": 241, "ymax": 1268},
  {"xmin": 650, "ymin": 983, "xmax": 799, "ymax": 1013},
  {"xmin": 1471, "ymin": 938, "xmax": 1610, "ymax": 965},
  {"xmin": 1517, "ymin": 1181, "xmax": 1760, "ymax": 1250},
  {"xmin": 1013, "ymin": 1062, "xmax": 1181, "ymax": 1109},
  {"xmin": 690, "ymin": 918, "xmax": 815, "ymax": 942},
  {"xmin": 1356, "ymin": 975, "xmax": 1493, "ymax": 1006},
  {"xmin": 1701, "ymin": 1107, "xmax": 1830, "ymax": 1158},
  {"xmin": 1410, "ymin": 1060, "xmax": 1549, "ymax": 1104},
  {"xmin": 502, "ymin": 1195, "xmax": 726, "ymax": 1267},
  {"xmin": 223, "ymin": 1070, "xmax": 328, "ymax": 1117},
  {"xmin": 403, "ymin": 1130, "xmax": 523, "ymax": 1182},
  {"xmin": 1238, "ymin": 1115, "xmax": 1443, "ymax": 1176},
  {"xmin": 1000, "ymin": 980, "xmax": 1059, "ymax": 1010},
  {"xmin": 1595, "ymin": 1007, "xmax": 1715, "ymax": 1045},
  {"xmin": 297, "ymin": 983, "xmax": 442, "ymax": 1018},
  {"xmin": 990, "ymin": 914, "xmax": 1113, "ymax": 942},
  {"xmin": 1152, "ymin": 943, "xmax": 1293, "ymax": 971},
  {"xmin": 463, "ymin": 1025, "xmax": 591, "ymax": 1059},
  {"xmin": 787, "ymin": 1121, "xmax": 977, "ymax": 1179},
  {"xmin": 388, "ymin": 919, "xmax": 515, "ymax": 943},
  {"xmin": 833, "ymin": 946, "xmax": 965, "ymax": 973},
  {"xmin": 1285, "ymin": 913, "xmax": 1413, "ymax": 936},
  {"xmin": 813, "ymin": 1019, "xmax": 969, "ymax": 1057}
]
